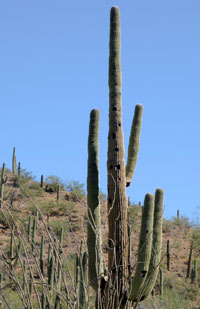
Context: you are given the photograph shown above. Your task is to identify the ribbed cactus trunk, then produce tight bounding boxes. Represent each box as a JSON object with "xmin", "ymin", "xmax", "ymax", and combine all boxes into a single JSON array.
[
  {"xmin": 107, "ymin": 7, "xmax": 128, "ymax": 306},
  {"xmin": 87, "ymin": 6, "xmax": 164, "ymax": 308},
  {"xmin": 87, "ymin": 109, "xmax": 102, "ymax": 292}
]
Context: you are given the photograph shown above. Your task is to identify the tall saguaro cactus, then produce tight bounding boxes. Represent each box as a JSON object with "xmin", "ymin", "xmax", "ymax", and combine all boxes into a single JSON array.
[
  {"xmin": 0, "ymin": 163, "xmax": 7, "ymax": 208},
  {"xmin": 12, "ymin": 147, "xmax": 16, "ymax": 175},
  {"xmin": 87, "ymin": 6, "xmax": 164, "ymax": 308}
]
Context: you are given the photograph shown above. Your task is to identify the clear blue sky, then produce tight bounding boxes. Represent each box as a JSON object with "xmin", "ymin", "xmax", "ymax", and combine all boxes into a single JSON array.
[{"xmin": 0, "ymin": 1, "xmax": 200, "ymax": 222}]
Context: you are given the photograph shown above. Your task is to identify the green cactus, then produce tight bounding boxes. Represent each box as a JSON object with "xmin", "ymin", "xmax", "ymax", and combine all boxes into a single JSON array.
[
  {"xmin": 40, "ymin": 235, "xmax": 44, "ymax": 275},
  {"xmin": 12, "ymin": 147, "xmax": 16, "ymax": 175},
  {"xmin": 29, "ymin": 268, "xmax": 33, "ymax": 296},
  {"xmin": 18, "ymin": 162, "xmax": 21, "ymax": 176},
  {"xmin": 22, "ymin": 260, "xmax": 26, "ymax": 291},
  {"xmin": 75, "ymin": 252, "xmax": 80, "ymax": 307},
  {"xmin": 54, "ymin": 261, "xmax": 62, "ymax": 309},
  {"xmin": 28, "ymin": 216, "xmax": 32, "ymax": 242},
  {"xmin": 9, "ymin": 226, "xmax": 15, "ymax": 260},
  {"xmin": 32, "ymin": 216, "xmax": 37, "ymax": 251},
  {"xmin": 79, "ymin": 250, "xmax": 88, "ymax": 309},
  {"xmin": 129, "ymin": 193, "xmax": 154, "ymax": 301},
  {"xmin": 159, "ymin": 268, "xmax": 163, "ymax": 296},
  {"xmin": 167, "ymin": 239, "xmax": 170, "ymax": 271},
  {"xmin": 48, "ymin": 256, "xmax": 54, "ymax": 289},
  {"xmin": 177, "ymin": 209, "xmax": 180, "ymax": 224},
  {"xmin": 57, "ymin": 184, "xmax": 60, "ymax": 201},
  {"xmin": 191, "ymin": 259, "xmax": 198, "ymax": 285},
  {"xmin": 87, "ymin": 109, "xmax": 102, "ymax": 292},
  {"xmin": 0, "ymin": 273, "xmax": 3, "ymax": 289},
  {"xmin": 41, "ymin": 174, "xmax": 44, "ymax": 188},
  {"xmin": 0, "ymin": 162, "xmax": 7, "ymax": 208},
  {"xmin": 186, "ymin": 240, "xmax": 193, "ymax": 278},
  {"xmin": 86, "ymin": 7, "xmax": 164, "ymax": 308}
]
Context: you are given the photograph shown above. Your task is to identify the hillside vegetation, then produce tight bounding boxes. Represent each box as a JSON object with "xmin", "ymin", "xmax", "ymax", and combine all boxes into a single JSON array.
[{"xmin": 0, "ymin": 167, "xmax": 199, "ymax": 308}]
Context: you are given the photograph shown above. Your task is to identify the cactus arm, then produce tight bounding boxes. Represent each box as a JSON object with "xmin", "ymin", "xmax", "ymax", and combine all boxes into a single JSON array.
[
  {"xmin": 126, "ymin": 104, "xmax": 143, "ymax": 187},
  {"xmin": 137, "ymin": 188, "xmax": 164, "ymax": 301},
  {"xmin": 129, "ymin": 193, "xmax": 154, "ymax": 302},
  {"xmin": 87, "ymin": 109, "xmax": 102, "ymax": 291}
]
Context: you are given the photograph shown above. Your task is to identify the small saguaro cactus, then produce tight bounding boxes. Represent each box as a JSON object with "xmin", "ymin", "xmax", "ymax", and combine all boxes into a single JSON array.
[
  {"xmin": 40, "ymin": 236, "xmax": 44, "ymax": 275},
  {"xmin": 28, "ymin": 216, "xmax": 32, "ymax": 242},
  {"xmin": 0, "ymin": 162, "xmax": 7, "ymax": 208},
  {"xmin": 177, "ymin": 209, "xmax": 180, "ymax": 224},
  {"xmin": 186, "ymin": 240, "xmax": 193, "ymax": 278},
  {"xmin": 87, "ymin": 6, "xmax": 164, "ymax": 308},
  {"xmin": 32, "ymin": 215, "xmax": 37, "ymax": 251},
  {"xmin": 18, "ymin": 162, "xmax": 21, "ymax": 176},
  {"xmin": 167, "ymin": 239, "xmax": 170, "ymax": 271},
  {"xmin": 12, "ymin": 147, "xmax": 16, "ymax": 175},
  {"xmin": 159, "ymin": 268, "xmax": 163, "ymax": 296},
  {"xmin": 41, "ymin": 174, "xmax": 44, "ymax": 188},
  {"xmin": 57, "ymin": 184, "xmax": 60, "ymax": 201}
]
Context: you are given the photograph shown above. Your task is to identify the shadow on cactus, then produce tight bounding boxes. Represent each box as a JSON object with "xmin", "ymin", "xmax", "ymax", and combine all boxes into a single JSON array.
[{"xmin": 87, "ymin": 6, "xmax": 164, "ymax": 308}]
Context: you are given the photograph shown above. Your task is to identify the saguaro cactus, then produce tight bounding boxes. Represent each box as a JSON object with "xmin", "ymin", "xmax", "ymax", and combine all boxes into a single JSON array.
[
  {"xmin": 0, "ymin": 163, "xmax": 7, "ymax": 208},
  {"xmin": 12, "ymin": 147, "xmax": 16, "ymax": 175},
  {"xmin": 167, "ymin": 239, "xmax": 170, "ymax": 271},
  {"xmin": 87, "ymin": 6, "xmax": 164, "ymax": 308}
]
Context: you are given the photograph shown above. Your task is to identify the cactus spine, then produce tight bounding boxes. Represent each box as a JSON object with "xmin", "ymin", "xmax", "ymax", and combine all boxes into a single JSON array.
[
  {"xmin": 12, "ymin": 147, "xmax": 16, "ymax": 175},
  {"xmin": 87, "ymin": 7, "xmax": 164, "ymax": 308},
  {"xmin": 0, "ymin": 163, "xmax": 7, "ymax": 208}
]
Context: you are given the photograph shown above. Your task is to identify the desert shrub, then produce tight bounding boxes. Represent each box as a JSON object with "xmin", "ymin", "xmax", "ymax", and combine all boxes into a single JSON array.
[
  {"xmin": 37, "ymin": 200, "xmax": 57, "ymax": 216},
  {"xmin": 171, "ymin": 215, "xmax": 189, "ymax": 228},
  {"xmin": 65, "ymin": 180, "xmax": 85, "ymax": 201},
  {"xmin": 191, "ymin": 228, "xmax": 200, "ymax": 253},
  {"xmin": 49, "ymin": 219, "xmax": 69, "ymax": 237},
  {"xmin": 45, "ymin": 175, "xmax": 65, "ymax": 191},
  {"xmin": 128, "ymin": 204, "xmax": 140, "ymax": 232},
  {"xmin": 57, "ymin": 201, "xmax": 75, "ymax": 215},
  {"xmin": 0, "ymin": 210, "xmax": 18, "ymax": 228},
  {"xmin": 0, "ymin": 290, "xmax": 23, "ymax": 308},
  {"xmin": 11, "ymin": 169, "xmax": 35, "ymax": 188}
]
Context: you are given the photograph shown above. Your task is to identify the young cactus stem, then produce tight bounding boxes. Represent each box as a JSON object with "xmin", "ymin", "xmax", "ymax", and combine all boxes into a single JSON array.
[
  {"xmin": 12, "ymin": 147, "xmax": 16, "ymax": 175},
  {"xmin": 0, "ymin": 163, "xmax": 7, "ymax": 208}
]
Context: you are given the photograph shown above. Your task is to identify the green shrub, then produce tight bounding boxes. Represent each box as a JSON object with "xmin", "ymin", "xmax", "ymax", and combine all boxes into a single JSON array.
[
  {"xmin": 57, "ymin": 201, "xmax": 75, "ymax": 215},
  {"xmin": 65, "ymin": 180, "xmax": 85, "ymax": 201},
  {"xmin": 37, "ymin": 200, "xmax": 57, "ymax": 216},
  {"xmin": 191, "ymin": 228, "xmax": 200, "ymax": 253},
  {"xmin": 171, "ymin": 215, "xmax": 189, "ymax": 228},
  {"xmin": 45, "ymin": 175, "xmax": 65, "ymax": 191},
  {"xmin": 49, "ymin": 219, "xmax": 69, "ymax": 237},
  {"xmin": 0, "ymin": 210, "xmax": 18, "ymax": 228}
]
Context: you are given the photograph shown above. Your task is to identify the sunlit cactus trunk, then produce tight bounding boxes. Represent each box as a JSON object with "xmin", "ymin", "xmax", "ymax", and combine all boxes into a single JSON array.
[
  {"xmin": 87, "ymin": 6, "xmax": 164, "ymax": 308},
  {"xmin": 107, "ymin": 7, "xmax": 129, "ymax": 305}
]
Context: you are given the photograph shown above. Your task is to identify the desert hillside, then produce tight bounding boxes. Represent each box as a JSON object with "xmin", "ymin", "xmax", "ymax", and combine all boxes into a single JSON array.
[{"xmin": 0, "ymin": 167, "xmax": 199, "ymax": 308}]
